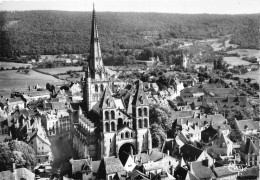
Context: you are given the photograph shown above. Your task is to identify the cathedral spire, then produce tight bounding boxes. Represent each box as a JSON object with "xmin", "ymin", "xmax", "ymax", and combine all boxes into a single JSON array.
[{"xmin": 88, "ymin": 3, "xmax": 104, "ymax": 79}]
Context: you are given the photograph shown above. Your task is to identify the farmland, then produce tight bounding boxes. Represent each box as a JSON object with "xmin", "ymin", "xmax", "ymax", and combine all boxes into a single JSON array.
[
  {"xmin": 0, "ymin": 62, "xmax": 32, "ymax": 69},
  {"xmin": 223, "ymin": 57, "xmax": 250, "ymax": 66},
  {"xmin": 37, "ymin": 66, "xmax": 82, "ymax": 75},
  {"xmin": 0, "ymin": 70, "xmax": 63, "ymax": 91}
]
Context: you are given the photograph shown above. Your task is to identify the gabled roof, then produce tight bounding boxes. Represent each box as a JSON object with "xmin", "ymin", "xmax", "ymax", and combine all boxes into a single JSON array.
[
  {"xmin": 190, "ymin": 161, "xmax": 212, "ymax": 179},
  {"xmin": 99, "ymin": 87, "xmax": 116, "ymax": 109},
  {"xmin": 96, "ymin": 157, "xmax": 125, "ymax": 178},
  {"xmin": 235, "ymin": 119, "xmax": 257, "ymax": 132},
  {"xmin": 245, "ymin": 138, "xmax": 259, "ymax": 155},
  {"xmin": 180, "ymin": 144, "xmax": 203, "ymax": 162},
  {"xmin": 117, "ymin": 126, "xmax": 134, "ymax": 134},
  {"xmin": 132, "ymin": 80, "xmax": 149, "ymax": 106},
  {"xmin": 185, "ymin": 171, "xmax": 199, "ymax": 180}
]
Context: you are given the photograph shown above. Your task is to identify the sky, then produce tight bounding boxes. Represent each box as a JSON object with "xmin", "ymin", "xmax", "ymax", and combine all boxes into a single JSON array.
[{"xmin": 0, "ymin": 0, "xmax": 259, "ymax": 14}]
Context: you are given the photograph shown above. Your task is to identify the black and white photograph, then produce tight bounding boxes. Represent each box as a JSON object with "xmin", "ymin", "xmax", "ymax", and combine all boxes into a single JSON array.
[{"xmin": 0, "ymin": 0, "xmax": 259, "ymax": 179}]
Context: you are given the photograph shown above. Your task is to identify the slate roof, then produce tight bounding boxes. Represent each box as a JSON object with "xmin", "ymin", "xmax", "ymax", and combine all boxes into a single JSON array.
[
  {"xmin": 185, "ymin": 172, "xmax": 199, "ymax": 180},
  {"xmin": 134, "ymin": 150, "xmax": 164, "ymax": 163},
  {"xmin": 99, "ymin": 87, "xmax": 116, "ymax": 109},
  {"xmin": 180, "ymin": 144, "xmax": 203, "ymax": 162},
  {"xmin": 128, "ymin": 169, "xmax": 150, "ymax": 180},
  {"xmin": 235, "ymin": 119, "xmax": 257, "ymax": 132},
  {"xmin": 8, "ymin": 97, "xmax": 24, "ymax": 103},
  {"xmin": 51, "ymin": 102, "xmax": 66, "ymax": 110},
  {"xmin": 213, "ymin": 166, "xmax": 237, "ymax": 177},
  {"xmin": 132, "ymin": 80, "xmax": 149, "ymax": 106},
  {"xmin": 205, "ymin": 88, "xmax": 236, "ymax": 97},
  {"xmin": 245, "ymin": 138, "xmax": 259, "ymax": 155},
  {"xmin": 170, "ymin": 110, "xmax": 194, "ymax": 121},
  {"xmin": 237, "ymin": 167, "xmax": 259, "ymax": 178},
  {"xmin": 96, "ymin": 157, "xmax": 125, "ymax": 178},
  {"xmin": 190, "ymin": 161, "xmax": 212, "ymax": 179},
  {"xmin": 203, "ymin": 96, "xmax": 248, "ymax": 107}
]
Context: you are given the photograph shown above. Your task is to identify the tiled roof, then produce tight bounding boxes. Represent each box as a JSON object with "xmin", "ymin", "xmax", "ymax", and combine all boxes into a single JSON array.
[
  {"xmin": 0, "ymin": 168, "xmax": 35, "ymax": 180},
  {"xmin": 213, "ymin": 166, "xmax": 237, "ymax": 177},
  {"xmin": 134, "ymin": 150, "xmax": 164, "ymax": 164},
  {"xmin": 51, "ymin": 102, "xmax": 66, "ymax": 110},
  {"xmin": 235, "ymin": 119, "xmax": 257, "ymax": 132},
  {"xmin": 70, "ymin": 159, "xmax": 90, "ymax": 174},
  {"xmin": 8, "ymin": 97, "xmax": 24, "ymax": 103},
  {"xmin": 237, "ymin": 167, "xmax": 259, "ymax": 178},
  {"xmin": 190, "ymin": 161, "xmax": 212, "ymax": 179},
  {"xmin": 185, "ymin": 171, "xmax": 199, "ymax": 180},
  {"xmin": 170, "ymin": 110, "xmax": 194, "ymax": 120},
  {"xmin": 180, "ymin": 144, "xmax": 203, "ymax": 162},
  {"xmin": 103, "ymin": 157, "xmax": 125, "ymax": 174}
]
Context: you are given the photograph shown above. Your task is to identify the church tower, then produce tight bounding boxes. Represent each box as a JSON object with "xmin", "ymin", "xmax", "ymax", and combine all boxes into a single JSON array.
[
  {"xmin": 83, "ymin": 5, "xmax": 108, "ymax": 112},
  {"xmin": 88, "ymin": 4, "xmax": 105, "ymax": 80}
]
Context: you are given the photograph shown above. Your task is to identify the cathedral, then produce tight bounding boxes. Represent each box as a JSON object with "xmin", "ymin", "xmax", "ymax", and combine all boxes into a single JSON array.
[{"xmin": 71, "ymin": 6, "xmax": 152, "ymax": 161}]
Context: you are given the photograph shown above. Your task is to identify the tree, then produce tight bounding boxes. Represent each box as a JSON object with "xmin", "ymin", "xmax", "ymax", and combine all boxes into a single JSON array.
[
  {"xmin": 24, "ymin": 69, "xmax": 30, "ymax": 74},
  {"xmin": 0, "ymin": 140, "xmax": 36, "ymax": 171}
]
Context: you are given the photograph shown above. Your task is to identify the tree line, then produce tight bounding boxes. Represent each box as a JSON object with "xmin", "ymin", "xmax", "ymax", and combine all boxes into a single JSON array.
[{"xmin": 0, "ymin": 11, "xmax": 259, "ymax": 58}]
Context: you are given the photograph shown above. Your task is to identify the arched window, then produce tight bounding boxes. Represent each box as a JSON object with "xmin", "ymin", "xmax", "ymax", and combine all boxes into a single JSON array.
[
  {"xmin": 121, "ymin": 133, "xmax": 124, "ymax": 139},
  {"xmin": 127, "ymin": 122, "xmax": 130, "ymax": 127},
  {"xmin": 106, "ymin": 98, "xmax": 110, "ymax": 107},
  {"xmin": 111, "ymin": 122, "xmax": 115, "ymax": 131},
  {"xmin": 144, "ymin": 118, "xmax": 148, "ymax": 127},
  {"xmin": 105, "ymin": 122, "xmax": 109, "ymax": 132},
  {"xmin": 131, "ymin": 132, "xmax": 134, "ymax": 138},
  {"xmin": 138, "ymin": 119, "xmax": 143, "ymax": 129},
  {"xmin": 95, "ymin": 85, "xmax": 98, "ymax": 92},
  {"xmin": 125, "ymin": 131, "xmax": 129, "ymax": 138},
  {"xmin": 144, "ymin": 108, "xmax": 148, "ymax": 116},
  {"xmin": 139, "ymin": 96, "xmax": 143, "ymax": 104},
  {"xmin": 118, "ymin": 118, "xmax": 123, "ymax": 129},
  {"xmin": 105, "ymin": 111, "xmax": 109, "ymax": 120},
  {"xmin": 138, "ymin": 108, "xmax": 142, "ymax": 117},
  {"xmin": 111, "ymin": 111, "xmax": 115, "ymax": 119},
  {"xmin": 100, "ymin": 84, "xmax": 104, "ymax": 92}
]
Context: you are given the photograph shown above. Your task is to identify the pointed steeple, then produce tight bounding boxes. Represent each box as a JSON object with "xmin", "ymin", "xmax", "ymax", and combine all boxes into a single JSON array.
[
  {"xmin": 132, "ymin": 80, "xmax": 148, "ymax": 106},
  {"xmin": 88, "ymin": 4, "xmax": 104, "ymax": 79}
]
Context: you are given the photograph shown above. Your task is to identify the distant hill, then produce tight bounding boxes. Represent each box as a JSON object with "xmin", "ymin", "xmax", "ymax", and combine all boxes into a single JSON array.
[{"xmin": 0, "ymin": 11, "xmax": 259, "ymax": 57}]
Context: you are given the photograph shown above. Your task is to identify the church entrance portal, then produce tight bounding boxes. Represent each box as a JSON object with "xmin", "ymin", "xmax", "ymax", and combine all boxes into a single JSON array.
[{"xmin": 119, "ymin": 143, "xmax": 135, "ymax": 163}]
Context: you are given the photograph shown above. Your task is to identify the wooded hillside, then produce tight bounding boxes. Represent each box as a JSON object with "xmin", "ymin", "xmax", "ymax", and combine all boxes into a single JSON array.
[{"xmin": 0, "ymin": 11, "xmax": 259, "ymax": 57}]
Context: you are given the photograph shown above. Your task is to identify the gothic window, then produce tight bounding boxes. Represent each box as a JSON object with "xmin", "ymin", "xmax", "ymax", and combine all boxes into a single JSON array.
[
  {"xmin": 105, "ymin": 111, "xmax": 109, "ymax": 120},
  {"xmin": 95, "ymin": 85, "xmax": 98, "ymax": 92},
  {"xmin": 121, "ymin": 133, "xmax": 124, "ymax": 139},
  {"xmin": 100, "ymin": 84, "xmax": 104, "ymax": 92},
  {"xmin": 144, "ymin": 107, "xmax": 148, "ymax": 116},
  {"xmin": 105, "ymin": 122, "xmax": 110, "ymax": 132},
  {"xmin": 131, "ymin": 132, "xmax": 134, "ymax": 138},
  {"xmin": 111, "ymin": 122, "xmax": 115, "ymax": 131},
  {"xmin": 138, "ymin": 119, "xmax": 143, "ymax": 129},
  {"xmin": 144, "ymin": 118, "xmax": 148, "ymax": 128},
  {"xmin": 125, "ymin": 131, "xmax": 129, "ymax": 138},
  {"xmin": 111, "ymin": 110, "xmax": 115, "ymax": 119},
  {"xmin": 138, "ymin": 108, "xmax": 142, "ymax": 117}
]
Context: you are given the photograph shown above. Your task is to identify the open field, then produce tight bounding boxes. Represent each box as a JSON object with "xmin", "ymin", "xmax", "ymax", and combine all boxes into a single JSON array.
[
  {"xmin": 37, "ymin": 66, "xmax": 82, "ymax": 75},
  {"xmin": 0, "ymin": 70, "xmax": 63, "ymax": 91},
  {"xmin": 236, "ymin": 68, "xmax": 260, "ymax": 84},
  {"xmin": 0, "ymin": 62, "xmax": 32, "ymax": 69},
  {"xmin": 227, "ymin": 49, "xmax": 260, "ymax": 61},
  {"xmin": 223, "ymin": 57, "xmax": 250, "ymax": 66}
]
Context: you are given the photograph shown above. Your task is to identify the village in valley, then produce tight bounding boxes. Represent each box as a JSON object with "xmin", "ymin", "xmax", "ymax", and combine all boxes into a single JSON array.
[{"xmin": 0, "ymin": 2, "xmax": 260, "ymax": 180}]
